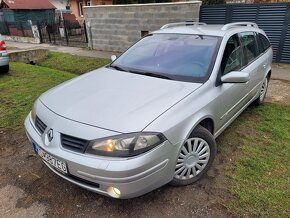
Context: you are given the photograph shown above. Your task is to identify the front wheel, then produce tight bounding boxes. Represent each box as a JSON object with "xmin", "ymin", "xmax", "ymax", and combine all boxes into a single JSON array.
[
  {"xmin": 253, "ymin": 76, "xmax": 269, "ymax": 106},
  {"xmin": 170, "ymin": 125, "xmax": 217, "ymax": 186}
]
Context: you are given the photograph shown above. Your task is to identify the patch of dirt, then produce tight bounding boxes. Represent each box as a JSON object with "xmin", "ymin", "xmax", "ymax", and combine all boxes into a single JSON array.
[
  {"xmin": 0, "ymin": 79, "xmax": 289, "ymax": 217},
  {"xmin": 0, "ymin": 185, "xmax": 47, "ymax": 217},
  {"xmin": 266, "ymin": 79, "xmax": 290, "ymax": 105}
]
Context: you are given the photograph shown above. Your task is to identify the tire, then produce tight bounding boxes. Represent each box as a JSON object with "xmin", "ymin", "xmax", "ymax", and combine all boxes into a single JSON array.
[
  {"xmin": 253, "ymin": 76, "xmax": 269, "ymax": 106},
  {"xmin": 0, "ymin": 65, "xmax": 9, "ymax": 74},
  {"xmin": 170, "ymin": 125, "xmax": 217, "ymax": 186}
]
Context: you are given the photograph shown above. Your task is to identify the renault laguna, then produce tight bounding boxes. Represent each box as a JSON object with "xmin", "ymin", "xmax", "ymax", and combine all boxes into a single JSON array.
[{"xmin": 24, "ymin": 22, "xmax": 272, "ymax": 199}]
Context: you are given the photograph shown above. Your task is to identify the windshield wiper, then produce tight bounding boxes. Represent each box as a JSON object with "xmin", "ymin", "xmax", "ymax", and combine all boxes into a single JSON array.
[
  {"xmin": 108, "ymin": 65, "xmax": 128, "ymax": 72},
  {"xmin": 129, "ymin": 71, "xmax": 173, "ymax": 80},
  {"xmin": 109, "ymin": 65, "xmax": 172, "ymax": 80}
]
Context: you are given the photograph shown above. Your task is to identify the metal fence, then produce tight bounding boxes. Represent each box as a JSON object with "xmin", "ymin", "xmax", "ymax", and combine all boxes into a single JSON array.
[
  {"xmin": 0, "ymin": 19, "xmax": 88, "ymax": 47},
  {"xmin": 0, "ymin": 21, "xmax": 34, "ymax": 37},
  {"xmin": 200, "ymin": 2, "xmax": 290, "ymax": 63},
  {"xmin": 39, "ymin": 19, "xmax": 88, "ymax": 47}
]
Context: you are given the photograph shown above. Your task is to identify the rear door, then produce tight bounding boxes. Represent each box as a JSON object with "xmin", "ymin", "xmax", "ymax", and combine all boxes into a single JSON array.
[
  {"xmin": 239, "ymin": 31, "xmax": 263, "ymax": 99},
  {"xmin": 257, "ymin": 32, "xmax": 272, "ymax": 79}
]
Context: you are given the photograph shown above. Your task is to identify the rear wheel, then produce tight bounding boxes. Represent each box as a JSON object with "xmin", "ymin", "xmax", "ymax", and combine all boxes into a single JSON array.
[
  {"xmin": 0, "ymin": 65, "xmax": 9, "ymax": 74},
  {"xmin": 253, "ymin": 76, "xmax": 269, "ymax": 106},
  {"xmin": 170, "ymin": 125, "xmax": 217, "ymax": 186}
]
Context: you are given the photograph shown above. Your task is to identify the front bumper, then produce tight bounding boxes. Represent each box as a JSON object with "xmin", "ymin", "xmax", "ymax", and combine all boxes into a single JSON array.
[{"xmin": 24, "ymin": 107, "xmax": 179, "ymax": 199}]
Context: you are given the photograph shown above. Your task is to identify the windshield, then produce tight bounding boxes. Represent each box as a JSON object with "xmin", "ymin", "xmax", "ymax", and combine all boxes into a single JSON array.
[{"xmin": 111, "ymin": 34, "xmax": 220, "ymax": 83}]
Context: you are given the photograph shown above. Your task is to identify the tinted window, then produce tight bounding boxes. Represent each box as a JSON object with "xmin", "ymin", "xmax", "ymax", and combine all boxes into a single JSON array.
[
  {"xmin": 221, "ymin": 34, "xmax": 244, "ymax": 75},
  {"xmin": 256, "ymin": 32, "xmax": 264, "ymax": 54},
  {"xmin": 259, "ymin": 33, "xmax": 271, "ymax": 52},
  {"xmin": 240, "ymin": 32, "xmax": 259, "ymax": 63},
  {"xmin": 112, "ymin": 34, "xmax": 219, "ymax": 83}
]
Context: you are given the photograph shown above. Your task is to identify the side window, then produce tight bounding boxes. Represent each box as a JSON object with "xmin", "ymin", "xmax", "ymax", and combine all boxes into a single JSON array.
[
  {"xmin": 221, "ymin": 34, "xmax": 244, "ymax": 75},
  {"xmin": 240, "ymin": 32, "xmax": 259, "ymax": 63},
  {"xmin": 256, "ymin": 32, "xmax": 264, "ymax": 55},
  {"xmin": 259, "ymin": 33, "xmax": 271, "ymax": 52}
]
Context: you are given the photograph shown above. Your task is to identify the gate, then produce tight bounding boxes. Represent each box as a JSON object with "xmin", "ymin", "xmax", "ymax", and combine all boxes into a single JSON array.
[
  {"xmin": 200, "ymin": 2, "xmax": 290, "ymax": 63},
  {"xmin": 38, "ymin": 19, "xmax": 88, "ymax": 47}
]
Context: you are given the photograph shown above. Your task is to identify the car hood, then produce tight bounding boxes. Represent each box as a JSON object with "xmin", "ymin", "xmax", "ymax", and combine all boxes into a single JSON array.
[{"xmin": 40, "ymin": 67, "xmax": 202, "ymax": 133}]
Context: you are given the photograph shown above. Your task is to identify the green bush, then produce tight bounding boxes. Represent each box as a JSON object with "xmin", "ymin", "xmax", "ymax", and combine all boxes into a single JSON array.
[{"xmin": 202, "ymin": 0, "xmax": 225, "ymax": 5}]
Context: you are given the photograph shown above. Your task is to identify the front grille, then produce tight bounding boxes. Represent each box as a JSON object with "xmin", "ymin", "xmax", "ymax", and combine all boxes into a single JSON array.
[
  {"xmin": 35, "ymin": 116, "xmax": 47, "ymax": 134},
  {"xmin": 61, "ymin": 134, "xmax": 89, "ymax": 153}
]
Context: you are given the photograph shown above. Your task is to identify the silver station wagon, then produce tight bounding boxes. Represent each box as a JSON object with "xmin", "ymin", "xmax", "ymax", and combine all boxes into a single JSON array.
[{"xmin": 25, "ymin": 22, "xmax": 272, "ymax": 199}]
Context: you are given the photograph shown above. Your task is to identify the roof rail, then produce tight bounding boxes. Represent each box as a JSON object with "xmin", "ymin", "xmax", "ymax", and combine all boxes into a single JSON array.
[
  {"xmin": 160, "ymin": 22, "xmax": 207, "ymax": 30},
  {"xmin": 221, "ymin": 22, "xmax": 259, "ymax": 31}
]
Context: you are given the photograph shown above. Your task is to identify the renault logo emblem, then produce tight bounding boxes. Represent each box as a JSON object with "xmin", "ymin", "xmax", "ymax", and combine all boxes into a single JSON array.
[{"xmin": 47, "ymin": 129, "xmax": 53, "ymax": 142}]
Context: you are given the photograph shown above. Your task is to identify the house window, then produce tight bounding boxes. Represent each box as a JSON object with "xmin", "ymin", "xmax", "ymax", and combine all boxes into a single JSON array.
[
  {"xmin": 86, "ymin": 0, "xmax": 92, "ymax": 6},
  {"xmin": 78, "ymin": 1, "xmax": 84, "ymax": 17}
]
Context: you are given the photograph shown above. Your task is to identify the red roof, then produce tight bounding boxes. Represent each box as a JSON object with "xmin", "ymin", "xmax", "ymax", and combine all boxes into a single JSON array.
[{"xmin": 3, "ymin": 0, "xmax": 56, "ymax": 10}]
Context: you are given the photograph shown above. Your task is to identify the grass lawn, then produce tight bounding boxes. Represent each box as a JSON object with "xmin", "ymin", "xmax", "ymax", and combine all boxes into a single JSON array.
[
  {"xmin": 218, "ymin": 104, "xmax": 290, "ymax": 217},
  {"xmin": 0, "ymin": 55, "xmax": 289, "ymax": 217},
  {"xmin": 38, "ymin": 51, "xmax": 110, "ymax": 75},
  {"xmin": 0, "ymin": 62, "xmax": 75, "ymax": 129}
]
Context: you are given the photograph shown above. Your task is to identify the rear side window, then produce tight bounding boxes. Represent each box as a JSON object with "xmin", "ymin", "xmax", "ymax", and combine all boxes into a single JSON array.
[
  {"xmin": 240, "ymin": 32, "xmax": 259, "ymax": 63},
  {"xmin": 259, "ymin": 33, "xmax": 271, "ymax": 52}
]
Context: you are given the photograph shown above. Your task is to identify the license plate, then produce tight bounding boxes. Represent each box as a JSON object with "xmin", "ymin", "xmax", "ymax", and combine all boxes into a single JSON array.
[{"xmin": 33, "ymin": 143, "xmax": 68, "ymax": 174}]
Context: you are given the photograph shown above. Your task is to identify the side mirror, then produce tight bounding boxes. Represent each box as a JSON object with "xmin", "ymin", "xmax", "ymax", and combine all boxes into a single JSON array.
[
  {"xmin": 111, "ymin": 55, "xmax": 117, "ymax": 62},
  {"xmin": 221, "ymin": 71, "xmax": 250, "ymax": 83}
]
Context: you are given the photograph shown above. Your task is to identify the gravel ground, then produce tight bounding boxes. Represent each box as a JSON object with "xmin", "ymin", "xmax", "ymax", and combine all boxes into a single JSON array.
[{"xmin": 0, "ymin": 185, "xmax": 47, "ymax": 218}]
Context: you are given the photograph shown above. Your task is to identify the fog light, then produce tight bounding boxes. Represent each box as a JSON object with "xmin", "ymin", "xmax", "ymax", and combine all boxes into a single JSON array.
[{"xmin": 107, "ymin": 186, "xmax": 121, "ymax": 198}]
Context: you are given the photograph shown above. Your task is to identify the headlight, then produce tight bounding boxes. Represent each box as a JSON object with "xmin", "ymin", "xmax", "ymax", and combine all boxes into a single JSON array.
[
  {"xmin": 31, "ymin": 101, "xmax": 37, "ymax": 123},
  {"xmin": 86, "ymin": 132, "xmax": 166, "ymax": 157}
]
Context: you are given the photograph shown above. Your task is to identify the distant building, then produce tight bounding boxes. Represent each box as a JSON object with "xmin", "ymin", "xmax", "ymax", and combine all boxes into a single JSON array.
[
  {"xmin": 0, "ymin": 0, "xmax": 56, "ymax": 37},
  {"xmin": 70, "ymin": 0, "xmax": 112, "ymax": 23},
  {"xmin": 0, "ymin": 0, "xmax": 56, "ymax": 24},
  {"xmin": 49, "ymin": 0, "xmax": 70, "ymax": 12}
]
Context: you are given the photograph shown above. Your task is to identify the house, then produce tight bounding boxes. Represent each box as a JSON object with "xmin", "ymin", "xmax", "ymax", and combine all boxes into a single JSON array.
[
  {"xmin": 49, "ymin": 0, "xmax": 70, "ymax": 12},
  {"xmin": 0, "ymin": 0, "xmax": 56, "ymax": 37},
  {"xmin": 0, "ymin": 0, "xmax": 56, "ymax": 24},
  {"xmin": 70, "ymin": 0, "xmax": 112, "ymax": 23}
]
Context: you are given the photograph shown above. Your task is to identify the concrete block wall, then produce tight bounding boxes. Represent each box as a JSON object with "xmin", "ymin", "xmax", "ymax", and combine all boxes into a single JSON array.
[
  {"xmin": 84, "ymin": 1, "xmax": 201, "ymax": 52},
  {"xmin": 9, "ymin": 49, "xmax": 49, "ymax": 64}
]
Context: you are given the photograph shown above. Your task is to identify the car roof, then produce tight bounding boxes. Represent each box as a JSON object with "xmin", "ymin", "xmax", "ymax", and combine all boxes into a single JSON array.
[{"xmin": 152, "ymin": 22, "xmax": 264, "ymax": 37}]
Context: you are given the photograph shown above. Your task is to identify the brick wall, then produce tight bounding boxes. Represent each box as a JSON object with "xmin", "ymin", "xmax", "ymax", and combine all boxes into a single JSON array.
[{"xmin": 84, "ymin": 1, "xmax": 201, "ymax": 52}]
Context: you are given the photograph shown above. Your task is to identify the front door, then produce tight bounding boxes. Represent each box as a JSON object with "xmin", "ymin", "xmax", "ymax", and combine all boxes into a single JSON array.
[{"xmin": 214, "ymin": 34, "xmax": 249, "ymax": 131}]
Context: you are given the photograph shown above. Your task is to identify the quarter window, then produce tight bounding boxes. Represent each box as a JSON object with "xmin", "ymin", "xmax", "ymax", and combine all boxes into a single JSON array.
[
  {"xmin": 256, "ymin": 32, "xmax": 264, "ymax": 55},
  {"xmin": 259, "ymin": 33, "xmax": 271, "ymax": 52},
  {"xmin": 240, "ymin": 32, "xmax": 259, "ymax": 63},
  {"xmin": 221, "ymin": 34, "xmax": 244, "ymax": 75}
]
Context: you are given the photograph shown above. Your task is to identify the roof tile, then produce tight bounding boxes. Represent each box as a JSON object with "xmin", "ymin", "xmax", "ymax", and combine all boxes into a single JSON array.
[{"xmin": 3, "ymin": 0, "xmax": 56, "ymax": 10}]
